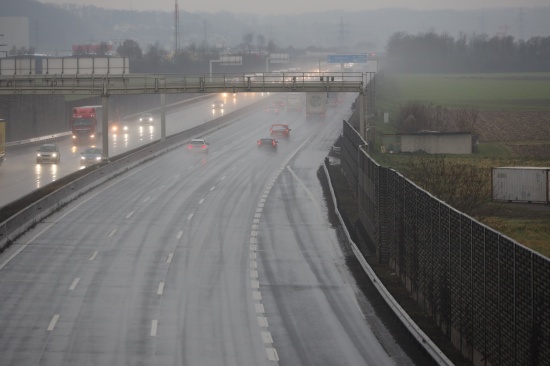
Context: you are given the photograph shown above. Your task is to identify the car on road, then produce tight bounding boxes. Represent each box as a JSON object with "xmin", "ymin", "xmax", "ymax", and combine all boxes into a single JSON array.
[
  {"xmin": 257, "ymin": 137, "xmax": 278, "ymax": 150},
  {"xmin": 80, "ymin": 147, "xmax": 103, "ymax": 166},
  {"xmin": 139, "ymin": 112, "xmax": 154, "ymax": 124},
  {"xmin": 212, "ymin": 100, "xmax": 225, "ymax": 110},
  {"xmin": 109, "ymin": 120, "xmax": 129, "ymax": 133},
  {"xmin": 265, "ymin": 104, "xmax": 280, "ymax": 115},
  {"xmin": 270, "ymin": 124, "xmax": 291, "ymax": 138},
  {"xmin": 274, "ymin": 100, "xmax": 285, "ymax": 109},
  {"xmin": 187, "ymin": 138, "xmax": 209, "ymax": 154},
  {"xmin": 36, "ymin": 143, "xmax": 60, "ymax": 164}
]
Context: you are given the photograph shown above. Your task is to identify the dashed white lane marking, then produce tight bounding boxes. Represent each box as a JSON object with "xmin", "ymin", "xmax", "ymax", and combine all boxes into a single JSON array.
[
  {"xmin": 108, "ymin": 229, "xmax": 117, "ymax": 237},
  {"xmin": 0, "ymin": 159, "xmax": 160, "ymax": 271},
  {"xmin": 248, "ymin": 139, "xmax": 314, "ymax": 365},
  {"xmin": 151, "ymin": 320, "xmax": 158, "ymax": 336},
  {"xmin": 221, "ymin": 175, "xmax": 226, "ymax": 180},
  {"xmin": 176, "ymin": 231, "xmax": 183, "ymax": 239},
  {"xmin": 261, "ymin": 331, "xmax": 273, "ymax": 343},
  {"xmin": 167, "ymin": 253, "xmax": 173, "ymax": 264},
  {"xmin": 89, "ymin": 251, "xmax": 99, "ymax": 261},
  {"xmin": 69, "ymin": 278, "xmax": 80, "ymax": 290},
  {"xmin": 210, "ymin": 186, "xmax": 216, "ymax": 191},
  {"xmin": 199, "ymin": 198, "xmax": 205, "ymax": 204},
  {"xmin": 266, "ymin": 348, "xmax": 279, "ymax": 361},
  {"xmin": 255, "ymin": 303, "xmax": 265, "ymax": 313},
  {"xmin": 157, "ymin": 282, "xmax": 164, "ymax": 295},
  {"xmin": 257, "ymin": 316, "xmax": 268, "ymax": 327},
  {"xmin": 143, "ymin": 197, "xmax": 151, "ymax": 203},
  {"xmin": 187, "ymin": 213, "xmax": 194, "ymax": 220},
  {"xmin": 47, "ymin": 315, "xmax": 60, "ymax": 331},
  {"xmin": 126, "ymin": 211, "xmax": 134, "ymax": 219}
]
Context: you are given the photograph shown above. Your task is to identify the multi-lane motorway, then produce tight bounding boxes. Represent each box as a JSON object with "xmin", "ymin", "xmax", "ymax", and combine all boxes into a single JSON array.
[{"xmin": 0, "ymin": 93, "xmax": 420, "ymax": 365}]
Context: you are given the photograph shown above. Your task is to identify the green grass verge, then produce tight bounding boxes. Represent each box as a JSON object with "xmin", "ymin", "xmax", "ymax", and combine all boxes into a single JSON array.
[{"xmin": 378, "ymin": 72, "xmax": 550, "ymax": 113}]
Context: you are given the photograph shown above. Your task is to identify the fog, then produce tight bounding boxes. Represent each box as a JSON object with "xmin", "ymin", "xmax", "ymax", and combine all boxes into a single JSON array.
[{"xmin": 38, "ymin": 0, "xmax": 550, "ymax": 15}]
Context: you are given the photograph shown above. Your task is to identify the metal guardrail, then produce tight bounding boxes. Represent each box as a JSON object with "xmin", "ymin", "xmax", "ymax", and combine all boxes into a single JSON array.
[
  {"xmin": 322, "ymin": 162, "xmax": 454, "ymax": 366},
  {"xmin": 0, "ymin": 72, "xmax": 365, "ymax": 95}
]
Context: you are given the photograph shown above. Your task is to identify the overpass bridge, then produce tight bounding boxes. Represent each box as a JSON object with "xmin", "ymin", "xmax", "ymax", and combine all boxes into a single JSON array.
[{"xmin": 0, "ymin": 72, "xmax": 370, "ymax": 159}]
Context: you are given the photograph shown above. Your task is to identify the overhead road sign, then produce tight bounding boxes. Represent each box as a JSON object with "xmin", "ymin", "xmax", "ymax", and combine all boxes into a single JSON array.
[{"xmin": 327, "ymin": 54, "xmax": 367, "ymax": 64}]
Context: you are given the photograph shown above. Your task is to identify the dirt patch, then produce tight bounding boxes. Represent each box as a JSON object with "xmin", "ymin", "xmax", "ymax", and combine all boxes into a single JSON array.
[{"xmin": 474, "ymin": 111, "xmax": 550, "ymax": 144}]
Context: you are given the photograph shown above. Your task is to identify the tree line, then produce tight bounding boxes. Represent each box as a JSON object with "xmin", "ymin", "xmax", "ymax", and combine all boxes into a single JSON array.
[{"xmin": 385, "ymin": 31, "xmax": 550, "ymax": 73}]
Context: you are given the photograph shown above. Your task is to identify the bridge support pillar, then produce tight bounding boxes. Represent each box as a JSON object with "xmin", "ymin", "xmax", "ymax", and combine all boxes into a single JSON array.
[
  {"xmin": 101, "ymin": 95, "xmax": 109, "ymax": 161},
  {"xmin": 161, "ymin": 93, "xmax": 166, "ymax": 141}
]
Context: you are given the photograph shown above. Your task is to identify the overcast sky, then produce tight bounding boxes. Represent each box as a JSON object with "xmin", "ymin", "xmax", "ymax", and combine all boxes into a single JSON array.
[{"xmin": 39, "ymin": 0, "xmax": 549, "ymax": 15}]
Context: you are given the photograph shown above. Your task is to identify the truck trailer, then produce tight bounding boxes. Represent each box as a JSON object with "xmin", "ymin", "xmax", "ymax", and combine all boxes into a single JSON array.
[
  {"xmin": 305, "ymin": 92, "xmax": 327, "ymax": 119},
  {"xmin": 70, "ymin": 106, "xmax": 103, "ymax": 144},
  {"xmin": 286, "ymin": 92, "xmax": 303, "ymax": 112}
]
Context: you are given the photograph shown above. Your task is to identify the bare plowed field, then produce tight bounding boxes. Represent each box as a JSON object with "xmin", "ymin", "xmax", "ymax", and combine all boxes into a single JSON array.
[{"xmin": 474, "ymin": 111, "xmax": 550, "ymax": 158}]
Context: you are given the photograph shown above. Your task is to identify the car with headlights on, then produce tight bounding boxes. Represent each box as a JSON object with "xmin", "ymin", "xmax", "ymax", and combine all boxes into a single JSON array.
[
  {"xmin": 36, "ymin": 143, "xmax": 60, "ymax": 164},
  {"xmin": 212, "ymin": 100, "xmax": 225, "ymax": 110},
  {"xmin": 139, "ymin": 112, "xmax": 154, "ymax": 124},
  {"xmin": 187, "ymin": 138, "xmax": 209, "ymax": 154},
  {"xmin": 80, "ymin": 147, "xmax": 103, "ymax": 166}
]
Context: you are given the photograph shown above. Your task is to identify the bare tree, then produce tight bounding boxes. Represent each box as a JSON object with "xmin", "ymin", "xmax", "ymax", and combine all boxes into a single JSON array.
[
  {"xmin": 256, "ymin": 34, "xmax": 265, "ymax": 55},
  {"xmin": 454, "ymin": 107, "xmax": 479, "ymax": 133},
  {"xmin": 242, "ymin": 32, "xmax": 254, "ymax": 54}
]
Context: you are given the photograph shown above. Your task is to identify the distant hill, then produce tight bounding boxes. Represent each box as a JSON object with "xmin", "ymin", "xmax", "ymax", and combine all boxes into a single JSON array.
[{"xmin": 2, "ymin": 0, "xmax": 550, "ymax": 55}]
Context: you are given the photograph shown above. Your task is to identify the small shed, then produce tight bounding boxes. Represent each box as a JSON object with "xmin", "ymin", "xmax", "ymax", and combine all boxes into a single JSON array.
[
  {"xmin": 381, "ymin": 131, "xmax": 472, "ymax": 154},
  {"xmin": 492, "ymin": 167, "xmax": 550, "ymax": 203}
]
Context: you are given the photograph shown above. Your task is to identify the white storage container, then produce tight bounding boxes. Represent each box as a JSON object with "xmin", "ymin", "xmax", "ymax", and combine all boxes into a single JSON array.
[{"xmin": 492, "ymin": 167, "xmax": 550, "ymax": 203}]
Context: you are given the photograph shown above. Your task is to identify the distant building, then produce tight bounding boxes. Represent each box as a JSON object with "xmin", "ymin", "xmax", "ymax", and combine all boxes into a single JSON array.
[
  {"xmin": 381, "ymin": 131, "xmax": 473, "ymax": 154},
  {"xmin": 0, "ymin": 17, "xmax": 30, "ymax": 56}
]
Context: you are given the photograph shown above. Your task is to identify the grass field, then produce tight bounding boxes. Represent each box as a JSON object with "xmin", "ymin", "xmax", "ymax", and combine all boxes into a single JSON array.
[
  {"xmin": 373, "ymin": 72, "xmax": 550, "ymax": 259},
  {"xmin": 378, "ymin": 72, "xmax": 550, "ymax": 115}
]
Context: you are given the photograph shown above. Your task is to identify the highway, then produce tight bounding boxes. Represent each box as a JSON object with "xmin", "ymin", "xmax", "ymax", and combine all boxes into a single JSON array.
[
  {"xmin": 0, "ymin": 94, "xmax": 418, "ymax": 365},
  {"xmin": 0, "ymin": 92, "xmax": 263, "ymax": 208}
]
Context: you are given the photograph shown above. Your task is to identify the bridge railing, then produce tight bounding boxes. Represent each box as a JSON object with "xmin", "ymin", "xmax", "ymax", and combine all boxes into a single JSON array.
[{"xmin": 0, "ymin": 72, "xmax": 365, "ymax": 95}]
